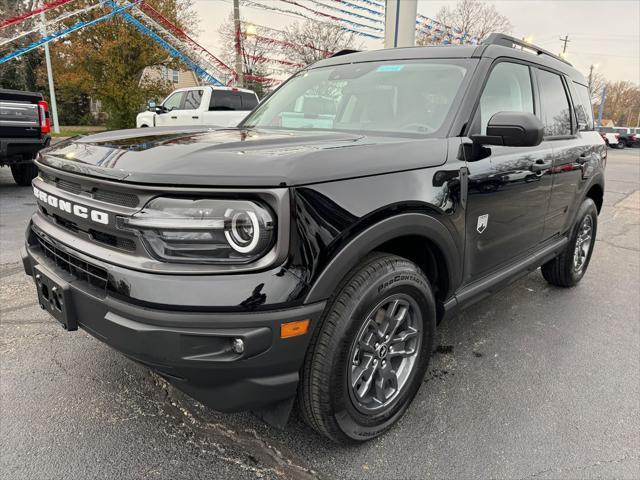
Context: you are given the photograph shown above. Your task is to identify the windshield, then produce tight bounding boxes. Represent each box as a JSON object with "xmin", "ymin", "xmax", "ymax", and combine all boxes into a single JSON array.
[{"xmin": 242, "ymin": 59, "xmax": 471, "ymax": 135}]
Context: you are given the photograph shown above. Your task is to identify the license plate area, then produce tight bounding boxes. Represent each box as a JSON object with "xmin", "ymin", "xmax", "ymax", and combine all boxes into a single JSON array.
[{"xmin": 34, "ymin": 264, "xmax": 78, "ymax": 331}]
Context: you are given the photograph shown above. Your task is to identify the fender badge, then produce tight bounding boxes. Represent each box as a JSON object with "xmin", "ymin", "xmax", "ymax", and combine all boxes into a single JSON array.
[{"xmin": 477, "ymin": 214, "xmax": 489, "ymax": 234}]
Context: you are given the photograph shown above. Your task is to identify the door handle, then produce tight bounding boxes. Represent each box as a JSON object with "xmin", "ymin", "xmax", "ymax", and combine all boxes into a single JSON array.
[
  {"xmin": 576, "ymin": 153, "xmax": 589, "ymax": 164},
  {"xmin": 171, "ymin": 115, "xmax": 178, "ymax": 119},
  {"xmin": 192, "ymin": 116, "xmax": 199, "ymax": 119},
  {"xmin": 530, "ymin": 160, "xmax": 552, "ymax": 172}
]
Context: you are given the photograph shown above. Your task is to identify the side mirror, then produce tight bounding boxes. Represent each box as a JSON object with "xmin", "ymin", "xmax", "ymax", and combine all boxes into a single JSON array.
[
  {"xmin": 472, "ymin": 111, "xmax": 544, "ymax": 148},
  {"xmin": 147, "ymin": 101, "xmax": 157, "ymax": 111}
]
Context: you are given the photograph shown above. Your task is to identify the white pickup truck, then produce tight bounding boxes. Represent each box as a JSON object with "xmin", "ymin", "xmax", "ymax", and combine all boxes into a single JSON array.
[{"xmin": 136, "ymin": 86, "xmax": 259, "ymax": 128}]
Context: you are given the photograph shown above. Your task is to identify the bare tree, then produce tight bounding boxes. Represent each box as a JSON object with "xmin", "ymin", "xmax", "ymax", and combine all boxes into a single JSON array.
[
  {"xmin": 593, "ymin": 80, "xmax": 640, "ymax": 126},
  {"xmin": 588, "ymin": 70, "xmax": 606, "ymax": 105},
  {"xmin": 218, "ymin": 15, "xmax": 278, "ymax": 96},
  {"xmin": 417, "ymin": 0, "xmax": 512, "ymax": 45},
  {"xmin": 280, "ymin": 20, "xmax": 361, "ymax": 69}
]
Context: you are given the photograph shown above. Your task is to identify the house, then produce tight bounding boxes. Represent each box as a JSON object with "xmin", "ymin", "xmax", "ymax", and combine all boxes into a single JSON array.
[{"xmin": 141, "ymin": 65, "xmax": 202, "ymax": 89}]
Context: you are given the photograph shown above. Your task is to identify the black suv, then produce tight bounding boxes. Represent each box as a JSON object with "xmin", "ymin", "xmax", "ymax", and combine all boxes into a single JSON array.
[{"xmin": 22, "ymin": 34, "xmax": 605, "ymax": 443}]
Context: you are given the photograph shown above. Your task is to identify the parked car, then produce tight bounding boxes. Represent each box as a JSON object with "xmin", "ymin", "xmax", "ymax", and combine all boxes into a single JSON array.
[
  {"xmin": 136, "ymin": 86, "xmax": 259, "ymax": 128},
  {"xmin": 0, "ymin": 88, "xmax": 51, "ymax": 185},
  {"xmin": 613, "ymin": 127, "xmax": 640, "ymax": 147},
  {"xmin": 599, "ymin": 127, "xmax": 623, "ymax": 148},
  {"xmin": 22, "ymin": 34, "xmax": 605, "ymax": 444}
]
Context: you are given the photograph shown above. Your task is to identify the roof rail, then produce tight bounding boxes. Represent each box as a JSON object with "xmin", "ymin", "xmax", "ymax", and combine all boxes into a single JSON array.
[
  {"xmin": 330, "ymin": 49, "xmax": 360, "ymax": 58},
  {"xmin": 482, "ymin": 33, "xmax": 572, "ymax": 66}
]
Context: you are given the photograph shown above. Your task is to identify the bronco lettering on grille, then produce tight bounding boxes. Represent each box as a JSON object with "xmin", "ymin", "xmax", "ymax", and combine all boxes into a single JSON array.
[{"xmin": 33, "ymin": 186, "xmax": 109, "ymax": 225}]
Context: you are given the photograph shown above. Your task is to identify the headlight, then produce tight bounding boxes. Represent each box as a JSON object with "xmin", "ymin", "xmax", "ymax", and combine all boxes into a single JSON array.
[{"xmin": 120, "ymin": 197, "xmax": 275, "ymax": 264}]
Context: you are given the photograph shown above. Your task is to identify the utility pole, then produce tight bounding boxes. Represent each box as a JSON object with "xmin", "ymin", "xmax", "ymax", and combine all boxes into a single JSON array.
[
  {"xmin": 559, "ymin": 35, "xmax": 570, "ymax": 56},
  {"xmin": 384, "ymin": 0, "xmax": 418, "ymax": 48},
  {"xmin": 233, "ymin": 0, "xmax": 244, "ymax": 87},
  {"xmin": 40, "ymin": 8, "xmax": 60, "ymax": 134},
  {"xmin": 597, "ymin": 85, "xmax": 607, "ymax": 129}
]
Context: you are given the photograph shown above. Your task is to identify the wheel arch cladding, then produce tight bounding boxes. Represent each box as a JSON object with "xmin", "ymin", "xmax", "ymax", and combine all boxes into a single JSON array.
[
  {"xmin": 586, "ymin": 183, "xmax": 604, "ymax": 213},
  {"xmin": 304, "ymin": 213, "xmax": 461, "ymax": 305}
]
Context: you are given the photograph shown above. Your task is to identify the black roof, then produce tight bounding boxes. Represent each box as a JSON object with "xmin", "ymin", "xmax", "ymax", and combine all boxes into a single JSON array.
[{"xmin": 312, "ymin": 33, "xmax": 587, "ymax": 85}]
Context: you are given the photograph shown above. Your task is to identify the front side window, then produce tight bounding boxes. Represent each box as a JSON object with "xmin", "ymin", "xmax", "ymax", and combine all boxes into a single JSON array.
[
  {"xmin": 183, "ymin": 90, "xmax": 203, "ymax": 109},
  {"xmin": 572, "ymin": 82, "xmax": 594, "ymax": 131},
  {"xmin": 162, "ymin": 92, "xmax": 184, "ymax": 111},
  {"xmin": 538, "ymin": 69, "xmax": 572, "ymax": 136},
  {"xmin": 242, "ymin": 60, "xmax": 471, "ymax": 135},
  {"xmin": 475, "ymin": 62, "xmax": 534, "ymax": 135}
]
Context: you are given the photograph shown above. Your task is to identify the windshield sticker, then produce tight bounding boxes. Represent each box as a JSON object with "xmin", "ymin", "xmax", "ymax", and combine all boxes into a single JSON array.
[{"xmin": 376, "ymin": 64, "xmax": 404, "ymax": 72}]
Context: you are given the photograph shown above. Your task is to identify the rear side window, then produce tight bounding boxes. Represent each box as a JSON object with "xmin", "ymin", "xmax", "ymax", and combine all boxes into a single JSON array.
[
  {"xmin": 183, "ymin": 90, "xmax": 203, "ymax": 109},
  {"xmin": 572, "ymin": 82, "xmax": 594, "ymax": 131},
  {"xmin": 477, "ymin": 62, "xmax": 534, "ymax": 135},
  {"xmin": 240, "ymin": 92, "xmax": 258, "ymax": 110},
  {"xmin": 538, "ymin": 70, "xmax": 572, "ymax": 136},
  {"xmin": 210, "ymin": 91, "xmax": 242, "ymax": 111}
]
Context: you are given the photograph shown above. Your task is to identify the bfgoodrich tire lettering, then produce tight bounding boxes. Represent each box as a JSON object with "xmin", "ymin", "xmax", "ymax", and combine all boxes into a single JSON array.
[
  {"xmin": 541, "ymin": 198, "xmax": 598, "ymax": 287},
  {"xmin": 299, "ymin": 253, "xmax": 436, "ymax": 443}
]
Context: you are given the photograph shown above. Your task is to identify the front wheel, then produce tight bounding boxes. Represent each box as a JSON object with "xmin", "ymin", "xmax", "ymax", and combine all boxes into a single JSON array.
[
  {"xmin": 10, "ymin": 162, "xmax": 38, "ymax": 186},
  {"xmin": 299, "ymin": 253, "xmax": 435, "ymax": 443},
  {"xmin": 616, "ymin": 141, "xmax": 625, "ymax": 149},
  {"xmin": 542, "ymin": 198, "xmax": 598, "ymax": 287}
]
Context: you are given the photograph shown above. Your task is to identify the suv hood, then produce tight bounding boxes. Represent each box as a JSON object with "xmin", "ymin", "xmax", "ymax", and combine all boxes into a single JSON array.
[{"xmin": 39, "ymin": 127, "xmax": 447, "ymax": 187}]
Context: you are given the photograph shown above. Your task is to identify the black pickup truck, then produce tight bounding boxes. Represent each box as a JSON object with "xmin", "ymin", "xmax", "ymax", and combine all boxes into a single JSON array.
[
  {"xmin": 1, "ymin": 88, "xmax": 51, "ymax": 185},
  {"xmin": 614, "ymin": 127, "xmax": 640, "ymax": 148}
]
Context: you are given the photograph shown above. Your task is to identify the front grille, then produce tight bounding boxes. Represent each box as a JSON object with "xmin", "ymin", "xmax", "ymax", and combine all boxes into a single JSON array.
[
  {"xmin": 93, "ymin": 189, "xmax": 139, "ymax": 208},
  {"xmin": 57, "ymin": 178, "xmax": 82, "ymax": 195},
  {"xmin": 34, "ymin": 230, "xmax": 108, "ymax": 291},
  {"xmin": 41, "ymin": 207, "xmax": 136, "ymax": 252},
  {"xmin": 40, "ymin": 172, "xmax": 140, "ymax": 208},
  {"xmin": 89, "ymin": 229, "xmax": 136, "ymax": 251}
]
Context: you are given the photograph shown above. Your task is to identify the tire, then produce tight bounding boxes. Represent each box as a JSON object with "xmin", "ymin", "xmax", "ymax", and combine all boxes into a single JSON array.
[
  {"xmin": 10, "ymin": 162, "xmax": 38, "ymax": 186},
  {"xmin": 616, "ymin": 141, "xmax": 625, "ymax": 149},
  {"xmin": 299, "ymin": 253, "xmax": 436, "ymax": 443},
  {"xmin": 541, "ymin": 198, "xmax": 598, "ymax": 287}
]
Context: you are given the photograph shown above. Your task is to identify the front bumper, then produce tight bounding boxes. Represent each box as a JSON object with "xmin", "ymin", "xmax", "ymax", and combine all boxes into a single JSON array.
[{"xmin": 22, "ymin": 240, "xmax": 325, "ymax": 412}]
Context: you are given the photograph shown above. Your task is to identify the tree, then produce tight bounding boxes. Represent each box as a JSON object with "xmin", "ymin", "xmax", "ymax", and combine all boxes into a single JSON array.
[
  {"xmin": 0, "ymin": 0, "xmax": 43, "ymax": 91},
  {"xmin": 70, "ymin": 0, "xmax": 199, "ymax": 128},
  {"xmin": 218, "ymin": 15, "xmax": 277, "ymax": 97},
  {"xmin": 587, "ymin": 70, "xmax": 606, "ymax": 105},
  {"xmin": 417, "ymin": 0, "xmax": 512, "ymax": 45},
  {"xmin": 2, "ymin": 0, "xmax": 199, "ymax": 128},
  {"xmin": 280, "ymin": 20, "xmax": 360, "ymax": 69},
  {"xmin": 593, "ymin": 80, "xmax": 640, "ymax": 126}
]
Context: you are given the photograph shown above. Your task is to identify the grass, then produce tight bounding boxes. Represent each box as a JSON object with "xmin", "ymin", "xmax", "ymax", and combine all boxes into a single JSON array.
[{"xmin": 51, "ymin": 125, "xmax": 107, "ymax": 138}]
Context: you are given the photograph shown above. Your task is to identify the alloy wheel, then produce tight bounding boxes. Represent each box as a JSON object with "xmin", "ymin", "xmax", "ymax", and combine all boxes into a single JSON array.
[
  {"xmin": 573, "ymin": 214, "xmax": 593, "ymax": 272},
  {"xmin": 347, "ymin": 294, "xmax": 422, "ymax": 414}
]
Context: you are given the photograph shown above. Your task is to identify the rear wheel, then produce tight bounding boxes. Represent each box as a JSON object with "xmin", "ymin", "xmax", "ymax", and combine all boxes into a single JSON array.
[
  {"xmin": 299, "ymin": 253, "xmax": 435, "ymax": 443},
  {"xmin": 10, "ymin": 162, "xmax": 38, "ymax": 186},
  {"xmin": 616, "ymin": 141, "xmax": 625, "ymax": 149},
  {"xmin": 541, "ymin": 198, "xmax": 597, "ymax": 287}
]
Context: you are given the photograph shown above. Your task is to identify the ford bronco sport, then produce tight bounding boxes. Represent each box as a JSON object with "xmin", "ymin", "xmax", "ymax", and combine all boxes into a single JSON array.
[{"xmin": 22, "ymin": 34, "xmax": 605, "ymax": 443}]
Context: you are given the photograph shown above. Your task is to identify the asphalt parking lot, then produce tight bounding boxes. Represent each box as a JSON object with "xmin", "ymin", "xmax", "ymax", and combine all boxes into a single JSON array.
[{"xmin": 1, "ymin": 148, "xmax": 639, "ymax": 480}]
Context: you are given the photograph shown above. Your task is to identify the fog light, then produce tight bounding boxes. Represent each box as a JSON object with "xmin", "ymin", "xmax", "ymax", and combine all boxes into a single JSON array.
[{"xmin": 231, "ymin": 338, "xmax": 245, "ymax": 354}]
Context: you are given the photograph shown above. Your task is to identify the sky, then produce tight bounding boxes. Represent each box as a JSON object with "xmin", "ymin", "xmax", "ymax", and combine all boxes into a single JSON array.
[{"xmin": 192, "ymin": 0, "xmax": 640, "ymax": 83}]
